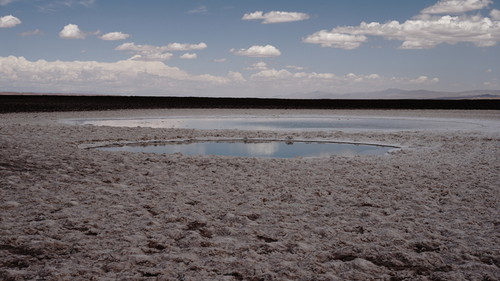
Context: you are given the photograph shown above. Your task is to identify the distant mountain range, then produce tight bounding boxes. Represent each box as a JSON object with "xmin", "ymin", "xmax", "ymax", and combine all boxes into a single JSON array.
[
  {"xmin": 2, "ymin": 89, "xmax": 500, "ymax": 99},
  {"xmin": 299, "ymin": 89, "xmax": 500, "ymax": 100}
]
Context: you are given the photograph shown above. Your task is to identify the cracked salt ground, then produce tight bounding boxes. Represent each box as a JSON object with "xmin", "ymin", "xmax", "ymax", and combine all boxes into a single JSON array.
[{"xmin": 1, "ymin": 109, "xmax": 499, "ymax": 280}]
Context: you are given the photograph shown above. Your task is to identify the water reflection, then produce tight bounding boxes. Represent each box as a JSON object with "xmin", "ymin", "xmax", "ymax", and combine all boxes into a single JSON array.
[
  {"xmin": 66, "ymin": 115, "xmax": 482, "ymax": 132},
  {"xmin": 96, "ymin": 140, "xmax": 395, "ymax": 158}
]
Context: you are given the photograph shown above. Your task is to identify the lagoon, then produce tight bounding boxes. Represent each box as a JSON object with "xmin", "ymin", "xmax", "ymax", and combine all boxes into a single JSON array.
[{"xmin": 95, "ymin": 139, "xmax": 396, "ymax": 158}]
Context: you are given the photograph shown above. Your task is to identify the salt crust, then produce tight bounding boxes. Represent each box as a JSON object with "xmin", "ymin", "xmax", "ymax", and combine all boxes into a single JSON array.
[{"xmin": 1, "ymin": 109, "xmax": 499, "ymax": 280}]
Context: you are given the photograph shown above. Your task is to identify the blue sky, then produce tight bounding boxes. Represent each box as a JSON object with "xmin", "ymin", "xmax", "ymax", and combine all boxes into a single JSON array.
[{"xmin": 1, "ymin": 0, "xmax": 500, "ymax": 97}]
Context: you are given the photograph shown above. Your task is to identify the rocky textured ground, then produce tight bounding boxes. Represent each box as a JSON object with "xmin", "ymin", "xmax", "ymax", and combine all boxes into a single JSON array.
[{"xmin": 1, "ymin": 109, "xmax": 499, "ymax": 280}]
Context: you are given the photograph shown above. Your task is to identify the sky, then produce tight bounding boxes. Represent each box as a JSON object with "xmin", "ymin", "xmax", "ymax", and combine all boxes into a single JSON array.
[{"xmin": 1, "ymin": 0, "xmax": 500, "ymax": 98}]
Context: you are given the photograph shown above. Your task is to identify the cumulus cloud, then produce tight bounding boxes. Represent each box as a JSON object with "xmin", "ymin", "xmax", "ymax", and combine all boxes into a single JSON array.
[
  {"xmin": 231, "ymin": 45, "xmax": 281, "ymax": 57},
  {"xmin": 421, "ymin": 0, "xmax": 492, "ymax": 14},
  {"xmin": 303, "ymin": 31, "xmax": 367, "ymax": 49},
  {"xmin": 179, "ymin": 53, "xmax": 197, "ymax": 59},
  {"xmin": 491, "ymin": 9, "xmax": 500, "ymax": 20},
  {"xmin": 305, "ymin": 13, "xmax": 500, "ymax": 49},
  {"xmin": 251, "ymin": 69, "xmax": 293, "ymax": 79},
  {"xmin": 0, "ymin": 15, "xmax": 21, "ymax": 28},
  {"xmin": 242, "ymin": 11, "xmax": 310, "ymax": 24},
  {"xmin": 245, "ymin": 67, "xmax": 443, "ymax": 96},
  {"xmin": 100, "ymin": 32, "xmax": 130, "ymax": 41},
  {"xmin": 304, "ymin": 0, "xmax": 500, "ymax": 50},
  {"xmin": 115, "ymin": 42, "xmax": 207, "ymax": 61},
  {"xmin": 248, "ymin": 67, "xmax": 439, "ymax": 88},
  {"xmin": 59, "ymin": 24, "xmax": 98, "ymax": 39}
]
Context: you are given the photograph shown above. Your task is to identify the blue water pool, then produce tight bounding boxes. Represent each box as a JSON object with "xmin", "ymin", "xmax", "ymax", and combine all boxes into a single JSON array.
[{"xmin": 95, "ymin": 139, "xmax": 396, "ymax": 158}]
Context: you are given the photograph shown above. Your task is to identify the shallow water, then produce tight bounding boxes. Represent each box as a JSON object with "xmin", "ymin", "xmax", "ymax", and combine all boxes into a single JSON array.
[
  {"xmin": 96, "ymin": 140, "xmax": 395, "ymax": 158},
  {"xmin": 65, "ymin": 115, "xmax": 483, "ymax": 132}
]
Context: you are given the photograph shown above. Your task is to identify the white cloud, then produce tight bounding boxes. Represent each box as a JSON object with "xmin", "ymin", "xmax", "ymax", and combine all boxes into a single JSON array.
[
  {"xmin": 231, "ymin": 45, "xmax": 281, "ymax": 57},
  {"xmin": 305, "ymin": 14, "xmax": 500, "ymax": 49},
  {"xmin": 0, "ymin": 56, "xmax": 446, "ymax": 97},
  {"xmin": 100, "ymin": 32, "xmax": 130, "ymax": 41},
  {"xmin": 179, "ymin": 53, "xmax": 197, "ymax": 59},
  {"xmin": 0, "ymin": 56, "xmax": 231, "ymax": 95},
  {"xmin": 248, "ymin": 67, "xmax": 438, "ymax": 87},
  {"xmin": 304, "ymin": 0, "xmax": 500, "ymax": 50},
  {"xmin": 59, "ymin": 23, "xmax": 98, "ymax": 39},
  {"xmin": 242, "ymin": 11, "xmax": 310, "ymax": 24},
  {"xmin": 421, "ymin": 0, "xmax": 492, "ymax": 14},
  {"xmin": 251, "ymin": 69, "xmax": 293, "ymax": 79},
  {"xmin": 303, "ymin": 31, "xmax": 367, "ymax": 49},
  {"xmin": 0, "ymin": 15, "xmax": 21, "ymax": 28},
  {"xmin": 213, "ymin": 58, "xmax": 227, "ymax": 63},
  {"xmin": 19, "ymin": 29, "xmax": 43, "ymax": 36},
  {"xmin": 115, "ymin": 42, "xmax": 206, "ymax": 61},
  {"xmin": 491, "ymin": 9, "xmax": 500, "ymax": 20}
]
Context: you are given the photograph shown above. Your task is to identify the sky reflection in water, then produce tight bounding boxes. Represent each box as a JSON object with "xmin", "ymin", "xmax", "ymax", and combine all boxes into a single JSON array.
[
  {"xmin": 70, "ymin": 116, "xmax": 480, "ymax": 132},
  {"xmin": 97, "ymin": 140, "xmax": 394, "ymax": 158}
]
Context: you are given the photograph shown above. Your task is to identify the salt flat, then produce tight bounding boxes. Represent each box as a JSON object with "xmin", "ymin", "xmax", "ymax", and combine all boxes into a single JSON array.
[{"xmin": 1, "ymin": 109, "xmax": 499, "ymax": 280}]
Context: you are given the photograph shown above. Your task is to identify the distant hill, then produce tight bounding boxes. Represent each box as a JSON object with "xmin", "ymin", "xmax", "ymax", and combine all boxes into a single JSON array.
[
  {"xmin": 2, "ymin": 89, "xmax": 500, "ymax": 100},
  {"xmin": 300, "ymin": 89, "xmax": 500, "ymax": 100}
]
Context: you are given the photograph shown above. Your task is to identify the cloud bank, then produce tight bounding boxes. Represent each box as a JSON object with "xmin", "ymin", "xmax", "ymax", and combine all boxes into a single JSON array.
[
  {"xmin": 0, "ymin": 55, "xmax": 442, "ymax": 97},
  {"xmin": 0, "ymin": 56, "xmax": 233, "ymax": 95}
]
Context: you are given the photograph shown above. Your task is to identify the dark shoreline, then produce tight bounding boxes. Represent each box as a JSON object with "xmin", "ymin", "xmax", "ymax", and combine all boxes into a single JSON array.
[{"xmin": 1, "ymin": 95, "xmax": 499, "ymax": 113}]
